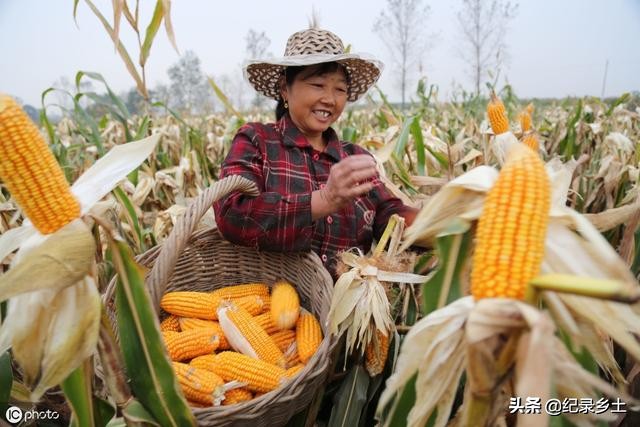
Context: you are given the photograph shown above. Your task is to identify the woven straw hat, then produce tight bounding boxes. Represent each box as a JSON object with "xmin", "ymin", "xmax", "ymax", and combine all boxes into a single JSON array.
[{"xmin": 244, "ymin": 29, "xmax": 383, "ymax": 102}]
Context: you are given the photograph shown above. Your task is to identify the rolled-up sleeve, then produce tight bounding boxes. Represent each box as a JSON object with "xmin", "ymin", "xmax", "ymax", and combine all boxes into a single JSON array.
[{"xmin": 213, "ymin": 125, "xmax": 314, "ymax": 252}]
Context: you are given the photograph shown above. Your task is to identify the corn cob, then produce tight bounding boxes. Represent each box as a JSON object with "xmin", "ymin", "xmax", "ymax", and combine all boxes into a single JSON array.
[
  {"xmin": 522, "ymin": 133, "xmax": 540, "ymax": 152},
  {"xmin": 270, "ymin": 330, "xmax": 297, "ymax": 352},
  {"xmin": 172, "ymin": 362, "xmax": 226, "ymax": 406},
  {"xmin": 284, "ymin": 364, "xmax": 305, "ymax": 379},
  {"xmin": 470, "ymin": 144, "xmax": 551, "ymax": 300},
  {"xmin": 213, "ymin": 351, "xmax": 286, "ymax": 393},
  {"xmin": 218, "ymin": 303, "xmax": 286, "ymax": 368},
  {"xmin": 163, "ymin": 328, "xmax": 221, "ymax": 361},
  {"xmin": 270, "ymin": 280, "xmax": 300, "ymax": 330},
  {"xmin": 518, "ymin": 104, "xmax": 534, "ymax": 133},
  {"xmin": 487, "ymin": 93, "xmax": 509, "ymax": 135},
  {"xmin": 222, "ymin": 387, "xmax": 253, "ymax": 405},
  {"xmin": 160, "ymin": 315, "xmax": 181, "ymax": 332},
  {"xmin": 179, "ymin": 318, "xmax": 229, "ymax": 349},
  {"xmin": 365, "ymin": 328, "xmax": 391, "ymax": 377},
  {"xmin": 190, "ymin": 354, "xmax": 218, "ymax": 372},
  {"xmin": 254, "ymin": 312, "xmax": 279, "ymax": 334},
  {"xmin": 211, "ymin": 283, "xmax": 269, "ymax": 300},
  {"xmin": 296, "ymin": 311, "xmax": 323, "ymax": 364},
  {"xmin": 0, "ymin": 95, "xmax": 81, "ymax": 234},
  {"xmin": 160, "ymin": 292, "xmax": 267, "ymax": 320}
]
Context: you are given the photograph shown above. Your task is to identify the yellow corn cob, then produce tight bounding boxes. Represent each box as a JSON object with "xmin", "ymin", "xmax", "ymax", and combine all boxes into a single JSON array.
[
  {"xmin": 211, "ymin": 283, "xmax": 269, "ymax": 300},
  {"xmin": 470, "ymin": 144, "xmax": 551, "ymax": 300},
  {"xmin": 0, "ymin": 95, "xmax": 81, "ymax": 234},
  {"xmin": 284, "ymin": 363, "xmax": 305, "ymax": 379},
  {"xmin": 160, "ymin": 292, "xmax": 267, "ymax": 320},
  {"xmin": 270, "ymin": 280, "xmax": 300, "ymax": 330},
  {"xmin": 213, "ymin": 351, "xmax": 286, "ymax": 393},
  {"xmin": 163, "ymin": 328, "xmax": 221, "ymax": 361},
  {"xmin": 179, "ymin": 318, "xmax": 229, "ymax": 349},
  {"xmin": 160, "ymin": 315, "xmax": 181, "ymax": 332},
  {"xmin": 296, "ymin": 311, "xmax": 323, "ymax": 364},
  {"xmin": 222, "ymin": 387, "xmax": 253, "ymax": 405},
  {"xmin": 487, "ymin": 93, "xmax": 509, "ymax": 135},
  {"xmin": 518, "ymin": 104, "xmax": 534, "ymax": 133},
  {"xmin": 365, "ymin": 328, "xmax": 391, "ymax": 377},
  {"xmin": 172, "ymin": 362, "xmax": 226, "ymax": 406},
  {"xmin": 190, "ymin": 354, "xmax": 218, "ymax": 372},
  {"xmin": 270, "ymin": 330, "xmax": 297, "ymax": 352},
  {"xmin": 161, "ymin": 330, "xmax": 179, "ymax": 341},
  {"xmin": 254, "ymin": 312, "xmax": 279, "ymax": 334},
  {"xmin": 218, "ymin": 303, "xmax": 286, "ymax": 368},
  {"xmin": 522, "ymin": 133, "xmax": 540, "ymax": 152}
]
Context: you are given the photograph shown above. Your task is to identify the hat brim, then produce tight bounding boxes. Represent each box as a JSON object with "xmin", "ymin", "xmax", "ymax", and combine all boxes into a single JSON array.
[{"xmin": 243, "ymin": 53, "xmax": 384, "ymax": 102}]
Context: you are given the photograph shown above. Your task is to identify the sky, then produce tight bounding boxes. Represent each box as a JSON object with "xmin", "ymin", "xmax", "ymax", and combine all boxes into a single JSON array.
[{"xmin": 1, "ymin": 0, "xmax": 639, "ymax": 107}]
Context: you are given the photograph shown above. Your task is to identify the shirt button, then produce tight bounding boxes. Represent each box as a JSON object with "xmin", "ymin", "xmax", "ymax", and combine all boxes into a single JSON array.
[
  {"xmin": 326, "ymin": 216, "xmax": 333, "ymax": 224},
  {"xmin": 321, "ymin": 254, "xmax": 327, "ymax": 262},
  {"xmin": 312, "ymin": 153, "xmax": 320, "ymax": 161},
  {"xmin": 320, "ymin": 183, "xmax": 325, "ymax": 189}
]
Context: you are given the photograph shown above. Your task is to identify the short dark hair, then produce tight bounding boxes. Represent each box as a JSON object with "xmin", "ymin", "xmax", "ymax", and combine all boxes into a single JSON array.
[{"xmin": 275, "ymin": 62, "xmax": 349, "ymax": 120}]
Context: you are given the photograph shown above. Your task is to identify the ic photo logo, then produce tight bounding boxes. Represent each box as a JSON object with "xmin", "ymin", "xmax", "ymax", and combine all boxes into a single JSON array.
[
  {"xmin": 5, "ymin": 406, "xmax": 22, "ymax": 423},
  {"xmin": 4, "ymin": 405, "xmax": 60, "ymax": 424}
]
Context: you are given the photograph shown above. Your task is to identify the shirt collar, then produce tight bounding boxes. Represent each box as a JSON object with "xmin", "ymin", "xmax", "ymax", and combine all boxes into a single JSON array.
[{"xmin": 277, "ymin": 113, "xmax": 343, "ymax": 162}]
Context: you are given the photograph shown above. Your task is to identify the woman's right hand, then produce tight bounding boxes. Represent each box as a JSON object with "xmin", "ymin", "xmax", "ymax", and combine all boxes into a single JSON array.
[{"xmin": 313, "ymin": 154, "xmax": 378, "ymax": 218}]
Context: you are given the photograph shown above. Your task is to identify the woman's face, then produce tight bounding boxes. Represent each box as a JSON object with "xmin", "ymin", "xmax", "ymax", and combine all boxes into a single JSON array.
[{"xmin": 281, "ymin": 66, "xmax": 348, "ymax": 145}]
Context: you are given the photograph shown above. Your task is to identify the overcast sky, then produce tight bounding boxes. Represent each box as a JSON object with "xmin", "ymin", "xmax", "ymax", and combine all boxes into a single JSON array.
[{"xmin": 1, "ymin": 0, "xmax": 639, "ymax": 106}]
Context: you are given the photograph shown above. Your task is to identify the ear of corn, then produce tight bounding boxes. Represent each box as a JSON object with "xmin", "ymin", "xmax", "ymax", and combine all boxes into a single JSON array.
[
  {"xmin": 213, "ymin": 351, "xmax": 286, "ymax": 393},
  {"xmin": 163, "ymin": 328, "xmax": 221, "ymax": 361},
  {"xmin": 284, "ymin": 363, "xmax": 305, "ymax": 379},
  {"xmin": 487, "ymin": 93, "xmax": 509, "ymax": 135},
  {"xmin": 211, "ymin": 284, "xmax": 269, "ymax": 300},
  {"xmin": 0, "ymin": 95, "xmax": 81, "ymax": 234},
  {"xmin": 269, "ymin": 329, "xmax": 297, "ymax": 352},
  {"xmin": 160, "ymin": 315, "xmax": 181, "ymax": 332},
  {"xmin": 218, "ymin": 303, "xmax": 286, "ymax": 368},
  {"xmin": 190, "ymin": 354, "xmax": 218, "ymax": 372},
  {"xmin": 254, "ymin": 312, "xmax": 279, "ymax": 334},
  {"xmin": 295, "ymin": 311, "xmax": 323, "ymax": 364},
  {"xmin": 365, "ymin": 328, "xmax": 391, "ymax": 377},
  {"xmin": 221, "ymin": 387, "xmax": 253, "ymax": 405},
  {"xmin": 522, "ymin": 133, "xmax": 540, "ymax": 152},
  {"xmin": 172, "ymin": 362, "xmax": 226, "ymax": 406},
  {"xmin": 518, "ymin": 104, "xmax": 534, "ymax": 133},
  {"xmin": 470, "ymin": 144, "xmax": 551, "ymax": 300},
  {"xmin": 270, "ymin": 280, "xmax": 300, "ymax": 330},
  {"xmin": 178, "ymin": 318, "xmax": 229, "ymax": 349},
  {"xmin": 160, "ymin": 292, "xmax": 267, "ymax": 320}
]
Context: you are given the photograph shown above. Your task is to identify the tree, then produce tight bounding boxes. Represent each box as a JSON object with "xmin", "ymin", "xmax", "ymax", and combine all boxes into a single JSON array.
[
  {"xmin": 456, "ymin": 0, "xmax": 518, "ymax": 95},
  {"xmin": 167, "ymin": 50, "xmax": 214, "ymax": 115},
  {"xmin": 373, "ymin": 0, "xmax": 432, "ymax": 109},
  {"xmin": 245, "ymin": 30, "xmax": 272, "ymax": 109}
]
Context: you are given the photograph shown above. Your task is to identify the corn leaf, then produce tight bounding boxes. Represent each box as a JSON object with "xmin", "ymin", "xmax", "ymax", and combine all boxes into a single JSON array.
[
  {"xmin": 409, "ymin": 117, "xmax": 426, "ymax": 175},
  {"xmin": 111, "ymin": 0, "xmax": 124, "ymax": 52},
  {"xmin": 113, "ymin": 187, "xmax": 145, "ymax": 253},
  {"xmin": 328, "ymin": 365, "xmax": 370, "ymax": 427},
  {"xmin": 140, "ymin": 0, "xmax": 164, "ymax": 67},
  {"xmin": 61, "ymin": 360, "xmax": 97, "ymax": 427},
  {"xmin": 0, "ymin": 351, "xmax": 12, "ymax": 416},
  {"xmin": 0, "ymin": 225, "xmax": 37, "ymax": 265},
  {"xmin": 110, "ymin": 237, "xmax": 195, "ymax": 427},
  {"xmin": 160, "ymin": 0, "xmax": 179, "ymax": 53},
  {"xmin": 75, "ymin": 71, "xmax": 131, "ymax": 121},
  {"xmin": 207, "ymin": 77, "xmax": 242, "ymax": 119},
  {"xmin": 422, "ymin": 219, "xmax": 472, "ymax": 316}
]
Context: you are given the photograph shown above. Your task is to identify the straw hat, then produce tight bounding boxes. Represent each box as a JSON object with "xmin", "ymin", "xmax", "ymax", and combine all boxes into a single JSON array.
[{"xmin": 244, "ymin": 29, "xmax": 383, "ymax": 102}]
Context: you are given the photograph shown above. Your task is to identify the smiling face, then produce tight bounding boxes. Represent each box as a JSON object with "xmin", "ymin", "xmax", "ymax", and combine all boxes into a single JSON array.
[{"xmin": 280, "ymin": 63, "xmax": 349, "ymax": 148}]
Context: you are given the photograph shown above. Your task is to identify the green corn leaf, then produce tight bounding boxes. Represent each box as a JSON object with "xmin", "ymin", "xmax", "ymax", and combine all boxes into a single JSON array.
[
  {"xmin": 328, "ymin": 365, "xmax": 370, "ymax": 427},
  {"xmin": 75, "ymin": 71, "xmax": 131, "ymax": 120},
  {"xmin": 409, "ymin": 116, "xmax": 426, "ymax": 175},
  {"xmin": 422, "ymin": 219, "xmax": 473, "ymax": 316},
  {"xmin": 0, "ymin": 351, "xmax": 12, "ymax": 416},
  {"xmin": 393, "ymin": 115, "xmax": 414, "ymax": 158},
  {"xmin": 112, "ymin": 187, "xmax": 145, "ymax": 253},
  {"xmin": 207, "ymin": 77, "xmax": 243, "ymax": 119},
  {"xmin": 109, "ymin": 237, "xmax": 195, "ymax": 427},
  {"xmin": 61, "ymin": 360, "xmax": 96, "ymax": 427},
  {"xmin": 140, "ymin": 1, "xmax": 164, "ymax": 67}
]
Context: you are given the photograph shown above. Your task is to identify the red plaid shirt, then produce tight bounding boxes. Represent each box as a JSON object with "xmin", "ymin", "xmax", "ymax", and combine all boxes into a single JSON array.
[{"xmin": 213, "ymin": 114, "xmax": 413, "ymax": 277}]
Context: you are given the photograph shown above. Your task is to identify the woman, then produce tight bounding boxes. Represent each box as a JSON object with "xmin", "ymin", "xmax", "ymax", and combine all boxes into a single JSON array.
[{"xmin": 213, "ymin": 28, "xmax": 417, "ymax": 278}]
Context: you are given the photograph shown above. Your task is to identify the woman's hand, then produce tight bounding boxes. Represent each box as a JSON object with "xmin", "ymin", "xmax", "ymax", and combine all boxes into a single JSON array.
[{"xmin": 311, "ymin": 154, "xmax": 378, "ymax": 219}]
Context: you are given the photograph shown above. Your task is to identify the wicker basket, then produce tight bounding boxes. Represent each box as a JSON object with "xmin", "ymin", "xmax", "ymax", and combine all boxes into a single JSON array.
[{"xmin": 102, "ymin": 175, "xmax": 337, "ymax": 427}]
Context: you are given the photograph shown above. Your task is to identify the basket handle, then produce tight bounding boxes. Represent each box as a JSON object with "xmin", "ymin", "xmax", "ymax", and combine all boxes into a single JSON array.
[{"xmin": 146, "ymin": 175, "xmax": 259, "ymax": 309}]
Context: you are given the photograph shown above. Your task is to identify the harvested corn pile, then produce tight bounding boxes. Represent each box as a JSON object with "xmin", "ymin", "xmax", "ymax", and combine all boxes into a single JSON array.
[{"xmin": 159, "ymin": 282, "xmax": 323, "ymax": 408}]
